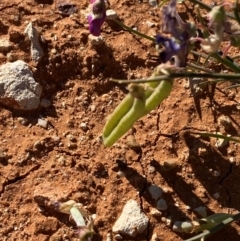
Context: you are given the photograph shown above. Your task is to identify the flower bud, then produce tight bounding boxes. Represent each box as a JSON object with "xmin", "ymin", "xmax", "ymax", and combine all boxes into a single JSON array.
[{"xmin": 88, "ymin": 0, "xmax": 106, "ymax": 36}]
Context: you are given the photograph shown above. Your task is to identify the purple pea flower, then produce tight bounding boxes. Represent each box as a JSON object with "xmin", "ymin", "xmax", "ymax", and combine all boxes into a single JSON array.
[
  {"xmin": 158, "ymin": 0, "xmax": 194, "ymax": 67},
  {"xmin": 88, "ymin": 0, "xmax": 106, "ymax": 36},
  {"xmin": 156, "ymin": 34, "xmax": 188, "ymax": 67}
]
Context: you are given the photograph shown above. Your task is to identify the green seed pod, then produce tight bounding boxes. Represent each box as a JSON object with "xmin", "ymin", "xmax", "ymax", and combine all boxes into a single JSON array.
[
  {"xmin": 103, "ymin": 97, "xmax": 146, "ymax": 147},
  {"xmin": 102, "ymin": 64, "xmax": 175, "ymax": 147},
  {"xmin": 145, "ymin": 79, "xmax": 173, "ymax": 112},
  {"xmin": 102, "ymin": 94, "xmax": 134, "ymax": 138}
]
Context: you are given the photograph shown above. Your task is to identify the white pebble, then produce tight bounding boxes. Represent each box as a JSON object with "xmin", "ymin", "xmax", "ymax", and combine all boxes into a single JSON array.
[
  {"xmin": 106, "ymin": 9, "xmax": 118, "ymax": 20},
  {"xmin": 80, "ymin": 122, "xmax": 88, "ymax": 130},
  {"xmin": 150, "ymin": 208, "xmax": 162, "ymax": 217},
  {"xmin": 37, "ymin": 118, "xmax": 48, "ymax": 129},
  {"xmin": 151, "ymin": 233, "xmax": 158, "ymax": 241},
  {"xmin": 88, "ymin": 35, "xmax": 104, "ymax": 45},
  {"xmin": 148, "ymin": 165, "xmax": 155, "ymax": 174},
  {"xmin": 114, "ymin": 234, "xmax": 123, "ymax": 240}
]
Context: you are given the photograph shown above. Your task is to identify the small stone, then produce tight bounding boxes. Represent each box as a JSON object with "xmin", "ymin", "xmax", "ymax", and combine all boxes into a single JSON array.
[
  {"xmin": 164, "ymin": 216, "xmax": 172, "ymax": 226},
  {"xmin": 229, "ymin": 157, "xmax": 235, "ymax": 163},
  {"xmin": 67, "ymin": 135, "xmax": 77, "ymax": 142},
  {"xmin": 218, "ymin": 115, "xmax": 232, "ymax": 131},
  {"xmin": 90, "ymin": 104, "xmax": 96, "ymax": 112},
  {"xmin": 0, "ymin": 60, "xmax": 42, "ymax": 110},
  {"xmin": 88, "ymin": 35, "xmax": 104, "ymax": 45},
  {"xmin": 67, "ymin": 142, "xmax": 77, "ymax": 149},
  {"xmin": 51, "ymin": 48, "xmax": 57, "ymax": 54},
  {"xmin": 146, "ymin": 21, "xmax": 155, "ymax": 27},
  {"xmin": 114, "ymin": 234, "xmax": 123, "ymax": 240},
  {"xmin": 0, "ymin": 39, "xmax": 12, "ymax": 52},
  {"xmin": 190, "ymin": 78, "xmax": 207, "ymax": 96},
  {"xmin": 162, "ymin": 160, "xmax": 178, "ymax": 171},
  {"xmin": 40, "ymin": 98, "xmax": 51, "ymax": 108},
  {"xmin": 53, "ymin": 35, "xmax": 58, "ymax": 41},
  {"xmin": 194, "ymin": 206, "xmax": 207, "ymax": 218},
  {"xmin": 112, "ymin": 199, "xmax": 149, "ymax": 237},
  {"xmin": 106, "ymin": 233, "xmax": 112, "ymax": 241},
  {"xmin": 34, "ymin": 141, "xmax": 44, "ymax": 150},
  {"xmin": 198, "ymin": 147, "xmax": 207, "ymax": 156},
  {"xmin": 24, "ymin": 22, "xmax": 44, "ymax": 63},
  {"xmin": 213, "ymin": 192, "xmax": 220, "ymax": 199},
  {"xmin": 148, "ymin": 185, "xmax": 163, "ymax": 200},
  {"xmin": 150, "ymin": 208, "xmax": 162, "ymax": 217},
  {"xmin": 125, "ymin": 135, "xmax": 141, "ymax": 152},
  {"xmin": 149, "ymin": 0, "xmax": 158, "ymax": 7},
  {"xmin": 17, "ymin": 117, "xmax": 29, "ymax": 125},
  {"xmin": 106, "ymin": 9, "xmax": 118, "ymax": 20},
  {"xmin": 215, "ymin": 132, "xmax": 229, "ymax": 148},
  {"xmin": 151, "ymin": 233, "xmax": 159, "ymax": 241},
  {"xmin": 57, "ymin": 156, "xmax": 65, "ymax": 166},
  {"xmin": 157, "ymin": 198, "xmax": 167, "ymax": 211},
  {"xmin": 117, "ymin": 171, "xmax": 125, "ymax": 177},
  {"xmin": 80, "ymin": 122, "xmax": 88, "ymax": 131},
  {"xmin": 213, "ymin": 170, "xmax": 220, "ymax": 177},
  {"xmin": 7, "ymin": 53, "xmax": 17, "ymax": 62},
  {"xmin": 56, "ymin": 2, "xmax": 77, "ymax": 16},
  {"xmin": 148, "ymin": 165, "xmax": 155, "ymax": 174},
  {"xmin": 52, "ymin": 135, "xmax": 60, "ymax": 143},
  {"xmin": 173, "ymin": 221, "xmax": 193, "ymax": 233},
  {"xmin": 62, "ymin": 234, "xmax": 70, "ymax": 241},
  {"xmin": 38, "ymin": 118, "xmax": 48, "ymax": 129}
]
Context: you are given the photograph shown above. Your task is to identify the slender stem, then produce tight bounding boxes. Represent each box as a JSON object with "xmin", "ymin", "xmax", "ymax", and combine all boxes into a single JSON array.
[
  {"xmin": 211, "ymin": 53, "xmax": 240, "ymax": 73},
  {"xmin": 224, "ymin": 84, "xmax": 240, "ymax": 90},
  {"xmin": 112, "ymin": 19, "xmax": 156, "ymax": 42},
  {"xmin": 191, "ymin": 132, "xmax": 240, "ymax": 143},
  {"xmin": 187, "ymin": 63, "xmax": 212, "ymax": 73},
  {"xmin": 184, "ymin": 213, "xmax": 240, "ymax": 241},
  {"xmin": 111, "ymin": 72, "xmax": 240, "ymax": 84},
  {"xmin": 187, "ymin": 0, "xmax": 236, "ymax": 20}
]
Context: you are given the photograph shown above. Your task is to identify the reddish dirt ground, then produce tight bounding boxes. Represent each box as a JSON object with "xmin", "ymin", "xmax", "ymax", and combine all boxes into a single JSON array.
[{"xmin": 0, "ymin": 0, "xmax": 240, "ymax": 240}]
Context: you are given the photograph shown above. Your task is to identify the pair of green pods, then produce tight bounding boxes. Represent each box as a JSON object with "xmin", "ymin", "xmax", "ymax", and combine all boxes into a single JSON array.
[{"xmin": 102, "ymin": 64, "xmax": 174, "ymax": 147}]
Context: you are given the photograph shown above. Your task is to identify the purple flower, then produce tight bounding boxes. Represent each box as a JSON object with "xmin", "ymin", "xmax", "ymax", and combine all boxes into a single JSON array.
[
  {"xmin": 88, "ymin": 0, "xmax": 106, "ymax": 36},
  {"xmin": 162, "ymin": 0, "xmax": 181, "ymax": 39},
  {"xmin": 156, "ymin": 34, "xmax": 188, "ymax": 67}
]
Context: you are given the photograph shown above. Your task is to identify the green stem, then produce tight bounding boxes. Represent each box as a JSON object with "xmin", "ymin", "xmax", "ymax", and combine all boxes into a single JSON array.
[
  {"xmin": 191, "ymin": 51, "xmax": 240, "ymax": 73},
  {"xmin": 111, "ymin": 72, "xmax": 240, "ymax": 84},
  {"xmin": 187, "ymin": 0, "xmax": 236, "ymax": 20},
  {"xmin": 187, "ymin": 63, "xmax": 212, "ymax": 73},
  {"xmin": 211, "ymin": 53, "xmax": 240, "ymax": 73},
  {"xmin": 191, "ymin": 132, "xmax": 240, "ymax": 143},
  {"xmin": 184, "ymin": 213, "xmax": 240, "ymax": 241},
  {"xmin": 112, "ymin": 19, "xmax": 156, "ymax": 42}
]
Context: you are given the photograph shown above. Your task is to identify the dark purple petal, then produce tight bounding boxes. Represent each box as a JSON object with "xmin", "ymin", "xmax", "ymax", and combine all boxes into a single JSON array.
[
  {"xmin": 88, "ymin": 13, "xmax": 106, "ymax": 36},
  {"xmin": 88, "ymin": 0, "xmax": 106, "ymax": 36},
  {"xmin": 156, "ymin": 34, "xmax": 188, "ymax": 67},
  {"xmin": 92, "ymin": 0, "xmax": 106, "ymax": 15},
  {"xmin": 162, "ymin": 0, "xmax": 180, "ymax": 38}
]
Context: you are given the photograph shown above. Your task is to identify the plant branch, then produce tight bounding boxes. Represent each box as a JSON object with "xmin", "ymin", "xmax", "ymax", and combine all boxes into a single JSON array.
[
  {"xmin": 111, "ymin": 72, "xmax": 240, "ymax": 84},
  {"xmin": 112, "ymin": 19, "xmax": 156, "ymax": 42}
]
